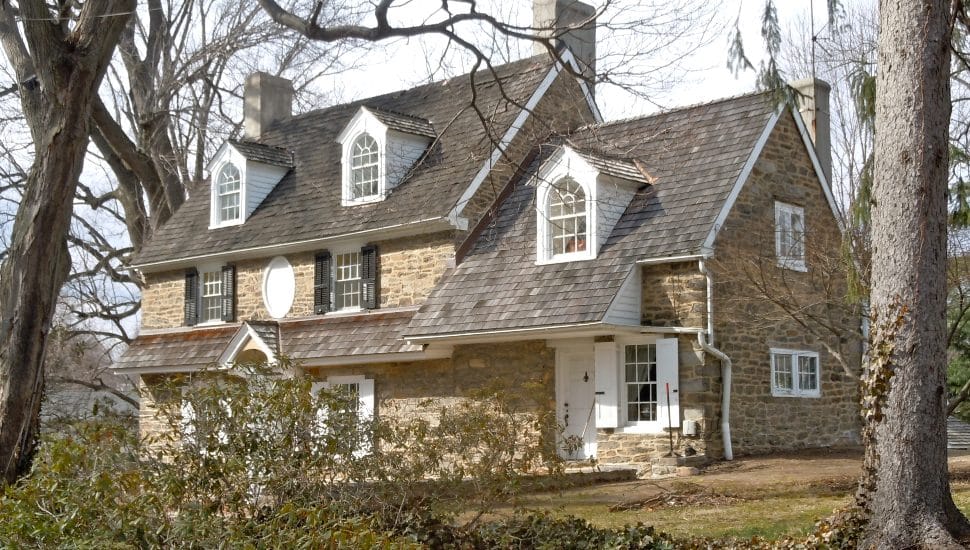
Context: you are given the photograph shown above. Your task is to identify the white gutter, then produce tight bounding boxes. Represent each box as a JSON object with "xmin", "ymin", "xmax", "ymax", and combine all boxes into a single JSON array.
[
  {"xmin": 132, "ymin": 217, "xmax": 451, "ymax": 272},
  {"xmin": 697, "ymin": 258, "xmax": 734, "ymax": 461},
  {"xmin": 635, "ymin": 254, "xmax": 706, "ymax": 266}
]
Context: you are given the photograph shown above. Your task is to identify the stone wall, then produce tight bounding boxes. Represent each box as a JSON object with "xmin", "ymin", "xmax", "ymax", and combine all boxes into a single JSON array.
[
  {"xmin": 596, "ymin": 334, "xmax": 722, "ymax": 464},
  {"xmin": 140, "ymin": 232, "xmax": 456, "ymax": 329},
  {"xmin": 709, "ymin": 111, "xmax": 861, "ymax": 455},
  {"xmin": 641, "ymin": 262, "xmax": 707, "ymax": 328},
  {"xmin": 138, "ymin": 341, "xmax": 557, "ymax": 449}
]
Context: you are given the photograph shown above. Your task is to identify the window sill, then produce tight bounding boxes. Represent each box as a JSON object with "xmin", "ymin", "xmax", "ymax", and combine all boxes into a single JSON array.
[
  {"xmin": 535, "ymin": 252, "xmax": 595, "ymax": 266},
  {"xmin": 341, "ymin": 195, "xmax": 385, "ymax": 206},
  {"xmin": 776, "ymin": 259, "xmax": 807, "ymax": 272},
  {"xmin": 771, "ymin": 390, "xmax": 821, "ymax": 399},
  {"xmin": 208, "ymin": 219, "xmax": 244, "ymax": 230},
  {"xmin": 614, "ymin": 423, "xmax": 670, "ymax": 435}
]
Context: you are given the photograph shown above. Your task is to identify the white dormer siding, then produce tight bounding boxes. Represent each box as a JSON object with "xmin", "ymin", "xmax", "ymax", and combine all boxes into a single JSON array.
[
  {"xmin": 386, "ymin": 131, "xmax": 432, "ymax": 189},
  {"xmin": 246, "ymin": 162, "xmax": 289, "ymax": 215},
  {"xmin": 596, "ymin": 174, "xmax": 637, "ymax": 250},
  {"xmin": 338, "ymin": 107, "xmax": 433, "ymax": 206},
  {"xmin": 535, "ymin": 146, "xmax": 640, "ymax": 265}
]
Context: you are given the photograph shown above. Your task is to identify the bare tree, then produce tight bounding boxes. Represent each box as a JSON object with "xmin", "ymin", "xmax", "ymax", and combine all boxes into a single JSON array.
[{"xmin": 0, "ymin": 0, "xmax": 134, "ymax": 483}]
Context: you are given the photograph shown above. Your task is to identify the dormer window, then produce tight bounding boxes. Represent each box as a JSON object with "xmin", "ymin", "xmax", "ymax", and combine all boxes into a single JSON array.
[
  {"xmin": 548, "ymin": 177, "xmax": 588, "ymax": 256},
  {"xmin": 350, "ymin": 133, "xmax": 380, "ymax": 199},
  {"xmin": 217, "ymin": 163, "xmax": 242, "ymax": 223},
  {"xmin": 206, "ymin": 140, "xmax": 292, "ymax": 229},
  {"xmin": 337, "ymin": 106, "xmax": 435, "ymax": 207},
  {"xmin": 534, "ymin": 146, "xmax": 645, "ymax": 265}
]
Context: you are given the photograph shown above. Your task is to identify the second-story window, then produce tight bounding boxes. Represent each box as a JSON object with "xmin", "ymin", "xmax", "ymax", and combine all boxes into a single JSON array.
[
  {"xmin": 313, "ymin": 246, "xmax": 379, "ymax": 314},
  {"xmin": 201, "ymin": 270, "xmax": 223, "ymax": 323},
  {"xmin": 184, "ymin": 265, "xmax": 236, "ymax": 326},
  {"xmin": 217, "ymin": 163, "xmax": 242, "ymax": 223},
  {"xmin": 350, "ymin": 133, "xmax": 380, "ymax": 200},
  {"xmin": 334, "ymin": 251, "xmax": 361, "ymax": 310},
  {"xmin": 775, "ymin": 201, "xmax": 806, "ymax": 271}
]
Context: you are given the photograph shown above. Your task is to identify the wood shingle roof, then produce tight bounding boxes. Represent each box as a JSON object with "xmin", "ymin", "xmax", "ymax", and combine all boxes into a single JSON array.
[
  {"xmin": 134, "ymin": 55, "xmax": 557, "ymax": 268},
  {"xmin": 406, "ymin": 92, "xmax": 779, "ymax": 338}
]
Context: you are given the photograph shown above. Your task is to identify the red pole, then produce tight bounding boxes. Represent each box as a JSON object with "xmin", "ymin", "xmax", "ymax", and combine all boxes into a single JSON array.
[{"xmin": 666, "ymin": 382, "xmax": 674, "ymax": 456}]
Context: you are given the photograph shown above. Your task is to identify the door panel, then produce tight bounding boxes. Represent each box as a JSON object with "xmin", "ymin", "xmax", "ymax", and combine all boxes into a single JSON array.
[{"xmin": 557, "ymin": 348, "xmax": 596, "ymax": 459}]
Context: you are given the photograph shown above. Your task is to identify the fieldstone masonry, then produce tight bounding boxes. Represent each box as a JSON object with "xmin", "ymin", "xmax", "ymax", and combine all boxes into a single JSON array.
[
  {"xmin": 710, "ymin": 112, "xmax": 860, "ymax": 455},
  {"xmin": 140, "ymin": 232, "xmax": 457, "ymax": 329}
]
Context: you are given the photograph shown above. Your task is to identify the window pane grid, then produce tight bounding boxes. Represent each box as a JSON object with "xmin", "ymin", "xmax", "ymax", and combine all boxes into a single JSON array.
[
  {"xmin": 547, "ymin": 178, "xmax": 587, "ymax": 256},
  {"xmin": 217, "ymin": 164, "xmax": 241, "ymax": 223},
  {"xmin": 625, "ymin": 344, "xmax": 658, "ymax": 423},
  {"xmin": 334, "ymin": 252, "xmax": 361, "ymax": 310},
  {"xmin": 351, "ymin": 134, "xmax": 379, "ymax": 198},
  {"xmin": 776, "ymin": 203, "xmax": 805, "ymax": 265},
  {"xmin": 772, "ymin": 351, "xmax": 819, "ymax": 397},
  {"xmin": 201, "ymin": 271, "xmax": 222, "ymax": 322}
]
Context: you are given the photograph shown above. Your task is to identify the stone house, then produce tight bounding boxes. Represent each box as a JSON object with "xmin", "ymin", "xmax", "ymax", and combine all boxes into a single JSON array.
[{"xmin": 115, "ymin": 2, "xmax": 860, "ymax": 466}]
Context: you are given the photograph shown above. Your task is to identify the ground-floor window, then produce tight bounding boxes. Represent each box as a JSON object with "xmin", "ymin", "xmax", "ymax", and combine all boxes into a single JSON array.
[
  {"xmin": 624, "ymin": 343, "xmax": 658, "ymax": 423},
  {"xmin": 770, "ymin": 349, "xmax": 820, "ymax": 397}
]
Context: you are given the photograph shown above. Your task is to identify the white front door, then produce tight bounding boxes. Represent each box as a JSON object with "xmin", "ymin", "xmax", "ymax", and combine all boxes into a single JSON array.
[{"xmin": 556, "ymin": 348, "xmax": 596, "ymax": 460}]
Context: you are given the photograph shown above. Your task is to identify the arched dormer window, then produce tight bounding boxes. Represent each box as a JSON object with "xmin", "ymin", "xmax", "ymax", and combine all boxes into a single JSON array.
[
  {"xmin": 217, "ymin": 163, "xmax": 242, "ymax": 223},
  {"xmin": 350, "ymin": 133, "xmax": 380, "ymax": 200},
  {"xmin": 546, "ymin": 177, "xmax": 589, "ymax": 259}
]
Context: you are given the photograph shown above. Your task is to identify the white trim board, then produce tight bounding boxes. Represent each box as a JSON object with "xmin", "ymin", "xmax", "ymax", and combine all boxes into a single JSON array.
[
  {"xmin": 790, "ymin": 108, "xmax": 844, "ymax": 228},
  {"xmin": 447, "ymin": 49, "xmax": 602, "ymax": 226}
]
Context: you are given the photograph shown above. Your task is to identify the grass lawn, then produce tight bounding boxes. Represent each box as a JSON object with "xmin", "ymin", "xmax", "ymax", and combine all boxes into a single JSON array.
[{"xmin": 508, "ymin": 466, "xmax": 970, "ymax": 540}]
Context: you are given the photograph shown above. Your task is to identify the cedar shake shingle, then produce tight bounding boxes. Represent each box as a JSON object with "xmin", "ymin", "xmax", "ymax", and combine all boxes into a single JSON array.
[{"xmin": 406, "ymin": 92, "xmax": 777, "ymax": 337}]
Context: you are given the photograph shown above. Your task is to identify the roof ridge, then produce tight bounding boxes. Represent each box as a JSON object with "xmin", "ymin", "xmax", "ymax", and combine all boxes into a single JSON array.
[
  {"xmin": 228, "ymin": 138, "xmax": 290, "ymax": 152},
  {"xmin": 286, "ymin": 54, "xmax": 553, "ymax": 124},
  {"xmin": 578, "ymin": 89, "xmax": 772, "ymax": 131}
]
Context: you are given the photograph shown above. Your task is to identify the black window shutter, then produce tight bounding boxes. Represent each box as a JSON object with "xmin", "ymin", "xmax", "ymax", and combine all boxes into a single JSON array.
[
  {"xmin": 314, "ymin": 251, "xmax": 332, "ymax": 314},
  {"xmin": 184, "ymin": 268, "xmax": 199, "ymax": 326},
  {"xmin": 221, "ymin": 264, "xmax": 237, "ymax": 322},
  {"xmin": 361, "ymin": 245, "xmax": 379, "ymax": 309}
]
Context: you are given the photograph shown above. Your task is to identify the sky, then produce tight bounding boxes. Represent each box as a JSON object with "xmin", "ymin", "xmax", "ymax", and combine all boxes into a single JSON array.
[{"xmin": 323, "ymin": 0, "xmax": 855, "ymax": 121}]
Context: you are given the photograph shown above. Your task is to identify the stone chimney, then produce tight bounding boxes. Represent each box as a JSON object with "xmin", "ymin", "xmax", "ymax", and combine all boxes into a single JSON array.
[
  {"xmin": 790, "ymin": 78, "xmax": 832, "ymax": 185},
  {"xmin": 243, "ymin": 72, "xmax": 293, "ymax": 140},
  {"xmin": 533, "ymin": 0, "xmax": 597, "ymax": 93}
]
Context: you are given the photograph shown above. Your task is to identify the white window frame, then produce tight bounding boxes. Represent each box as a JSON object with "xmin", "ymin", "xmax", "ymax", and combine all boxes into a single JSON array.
[
  {"xmin": 770, "ymin": 348, "xmax": 821, "ymax": 398},
  {"xmin": 536, "ymin": 176, "xmax": 596, "ymax": 265},
  {"xmin": 199, "ymin": 267, "xmax": 224, "ymax": 324},
  {"xmin": 610, "ymin": 336, "xmax": 680, "ymax": 434},
  {"xmin": 216, "ymin": 162, "xmax": 242, "ymax": 223},
  {"xmin": 348, "ymin": 133, "xmax": 381, "ymax": 201},
  {"xmin": 332, "ymin": 250, "xmax": 362, "ymax": 312},
  {"xmin": 775, "ymin": 201, "xmax": 807, "ymax": 271},
  {"xmin": 311, "ymin": 375, "xmax": 375, "ymax": 456}
]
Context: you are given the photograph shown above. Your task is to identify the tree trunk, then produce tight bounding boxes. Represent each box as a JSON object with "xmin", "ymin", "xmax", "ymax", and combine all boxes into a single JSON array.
[
  {"xmin": 862, "ymin": 0, "xmax": 970, "ymax": 545},
  {"xmin": 0, "ymin": 0, "xmax": 134, "ymax": 484}
]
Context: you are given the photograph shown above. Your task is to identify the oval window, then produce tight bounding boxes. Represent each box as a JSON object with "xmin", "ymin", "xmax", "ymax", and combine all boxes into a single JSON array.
[{"xmin": 262, "ymin": 256, "xmax": 295, "ymax": 318}]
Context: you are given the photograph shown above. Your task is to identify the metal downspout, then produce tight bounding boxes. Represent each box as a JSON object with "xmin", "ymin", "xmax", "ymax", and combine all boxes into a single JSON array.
[{"xmin": 697, "ymin": 258, "xmax": 733, "ymax": 461}]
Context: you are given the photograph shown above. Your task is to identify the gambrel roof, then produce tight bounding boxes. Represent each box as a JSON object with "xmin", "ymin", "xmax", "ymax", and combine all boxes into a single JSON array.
[
  {"xmin": 134, "ymin": 54, "xmax": 586, "ymax": 269},
  {"xmin": 406, "ymin": 92, "xmax": 781, "ymax": 338}
]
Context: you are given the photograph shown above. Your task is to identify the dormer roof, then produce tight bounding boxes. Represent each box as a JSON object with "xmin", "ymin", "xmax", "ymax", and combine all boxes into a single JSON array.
[
  {"xmin": 227, "ymin": 139, "xmax": 294, "ymax": 167},
  {"xmin": 365, "ymin": 107, "xmax": 436, "ymax": 138}
]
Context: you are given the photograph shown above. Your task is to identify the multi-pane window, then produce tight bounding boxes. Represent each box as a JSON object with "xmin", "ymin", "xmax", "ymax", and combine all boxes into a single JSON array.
[
  {"xmin": 217, "ymin": 163, "xmax": 242, "ymax": 223},
  {"xmin": 334, "ymin": 252, "xmax": 361, "ymax": 310},
  {"xmin": 350, "ymin": 133, "xmax": 380, "ymax": 199},
  {"xmin": 775, "ymin": 202, "xmax": 806, "ymax": 270},
  {"xmin": 201, "ymin": 270, "xmax": 223, "ymax": 323},
  {"xmin": 624, "ymin": 343, "xmax": 658, "ymax": 423},
  {"xmin": 547, "ymin": 178, "xmax": 588, "ymax": 257},
  {"xmin": 770, "ymin": 349, "xmax": 820, "ymax": 397}
]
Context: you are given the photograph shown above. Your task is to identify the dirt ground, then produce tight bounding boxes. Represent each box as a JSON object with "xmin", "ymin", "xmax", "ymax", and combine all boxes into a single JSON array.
[{"xmin": 529, "ymin": 447, "xmax": 970, "ymax": 514}]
